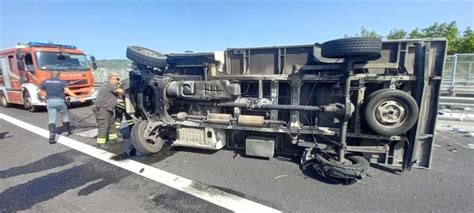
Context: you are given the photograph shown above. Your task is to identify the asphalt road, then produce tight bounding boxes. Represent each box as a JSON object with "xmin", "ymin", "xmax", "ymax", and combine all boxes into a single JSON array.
[{"xmin": 0, "ymin": 104, "xmax": 473, "ymax": 213}]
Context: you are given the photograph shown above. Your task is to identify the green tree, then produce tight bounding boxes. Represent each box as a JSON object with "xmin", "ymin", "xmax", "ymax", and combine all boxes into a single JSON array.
[
  {"xmin": 345, "ymin": 26, "xmax": 382, "ymax": 38},
  {"xmin": 457, "ymin": 27, "xmax": 474, "ymax": 53},
  {"xmin": 387, "ymin": 29, "xmax": 407, "ymax": 40},
  {"xmin": 406, "ymin": 22, "xmax": 463, "ymax": 54},
  {"xmin": 345, "ymin": 22, "xmax": 473, "ymax": 54},
  {"xmin": 408, "ymin": 28, "xmax": 424, "ymax": 38}
]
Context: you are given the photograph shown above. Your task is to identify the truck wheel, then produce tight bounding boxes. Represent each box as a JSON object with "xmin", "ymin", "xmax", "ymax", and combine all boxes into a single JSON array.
[
  {"xmin": 126, "ymin": 46, "xmax": 168, "ymax": 69},
  {"xmin": 321, "ymin": 37, "xmax": 382, "ymax": 60},
  {"xmin": 0, "ymin": 92, "xmax": 10, "ymax": 108},
  {"xmin": 131, "ymin": 120, "xmax": 163, "ymax": 155},
  {"xmin": 23, "ymin": 92, "xmax": 38, "ymax": 112},
  {"xmin": 313, "ymin": 152, "xmax": 369, "ymax": 179},
  {"xmin": 364, "ymin": 89, "xmax": 419, "ymax": 136}
]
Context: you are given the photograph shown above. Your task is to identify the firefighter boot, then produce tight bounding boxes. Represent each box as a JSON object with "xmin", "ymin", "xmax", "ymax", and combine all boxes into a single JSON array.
[
  {"xmin": 48, "ymin": 123, "xmax": 56, "ymax": 144},
  {"xmin": 63, "ymin": 122, "xmax": 72, "ymax": 136}
]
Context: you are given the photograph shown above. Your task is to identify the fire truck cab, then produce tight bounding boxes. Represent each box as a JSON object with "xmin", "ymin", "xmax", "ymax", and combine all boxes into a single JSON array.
[{"xmin": 0, "ymin": 42, "xmax": 98, "ymax": 111}]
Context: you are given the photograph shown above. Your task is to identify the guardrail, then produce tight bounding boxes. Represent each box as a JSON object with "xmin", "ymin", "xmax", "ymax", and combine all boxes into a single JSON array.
[
  {"xmin": 440, "ymin": 85, "xmax": 474, "ymax": 97},
  {"xmin": 439, "ymin": 96, "xmax": 474, "ymax": 108}
]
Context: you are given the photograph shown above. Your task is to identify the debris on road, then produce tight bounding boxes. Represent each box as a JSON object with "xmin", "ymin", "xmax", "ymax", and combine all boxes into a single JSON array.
[
  {"xmin": 467, "ymin": 144, "xmax": 474, "ymax": 149},
  {"xmin": 433, "ymin": 144, "xmax": 442, "ymax": 148},
  {"xmin": 449, "ymin": 148, "xmax": 458, "ymax": 153},
  {"xmin": 452, "ymin": 128, "xmax": 468, "ymax": 133},
  {"xmin": 274, "ymin": 175, "xmax": 289, "ymax": 180}
]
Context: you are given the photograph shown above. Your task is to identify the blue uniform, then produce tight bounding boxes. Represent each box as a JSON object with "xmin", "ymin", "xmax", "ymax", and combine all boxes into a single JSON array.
[{"xmin": 39, "ymin": 77, "xmax": 69, "ymax": 124}]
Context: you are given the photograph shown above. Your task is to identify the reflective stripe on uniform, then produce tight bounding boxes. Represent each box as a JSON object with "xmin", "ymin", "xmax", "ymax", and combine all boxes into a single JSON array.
[
  {"xmin": 97, "ymin": 137, "xmax": 106, "ymax": 144},
  {"xmin": 115, "ymin": 122, "xmax": 121, "ymax": 128},
  {"xmin": 126, "ymin": 120, "xmax": 134, "ymax": 126},
  {"xmin": 116, "ymin": 100, "xmax": 126, "ymax": 109},
  {"xmin": 109, "ymin": 133, "xmax": 118, "ymax": 140}
]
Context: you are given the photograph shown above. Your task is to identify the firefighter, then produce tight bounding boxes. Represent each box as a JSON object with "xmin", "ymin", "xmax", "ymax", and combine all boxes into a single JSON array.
[
  {"xmin": 94, "ymin": 72, "xmax": 123, "ymax": 148},
  {"xmin": 38, "ymin": 71, "xmax": 85, "ymax": 144},
  {"xmin": 114, "ymin": 78, "xmax": 138, "ymax": 156},
  {"xmin": 114, "ymin": 78, "xmax": 134, "ymax": 134}
]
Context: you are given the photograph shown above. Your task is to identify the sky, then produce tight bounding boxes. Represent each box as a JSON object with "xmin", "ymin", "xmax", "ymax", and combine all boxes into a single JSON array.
[{"xmin": 1, "ymin": 0, "xmax": 473, "ymax": 59}]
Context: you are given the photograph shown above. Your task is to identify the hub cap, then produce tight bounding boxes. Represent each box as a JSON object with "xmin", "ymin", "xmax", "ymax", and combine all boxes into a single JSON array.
[{"xmin": 375, "ymin": 99, "xmax": 407, "ymax": 127}]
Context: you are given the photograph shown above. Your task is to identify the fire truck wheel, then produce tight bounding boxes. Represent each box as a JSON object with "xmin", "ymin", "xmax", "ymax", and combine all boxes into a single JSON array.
[
  {"xmin": 364, "ymin": 89, "xmax": 419, "ymax": 136},
  {"xmin": 126, "ymin": 46, "xmax": 168, "ymax": 69},
  {"xmin": 0, "ymin": 92, "xmax": 10, "ymax": 108},
  {"xmin": 321, "ymin": 37, "xmax": 382, "ymax": 60},
  {"xmin": 131, "ymin": 120, "xmax": 164, "ymax": 155},
  {"xmin": 23, "ymin": 92, "xmax": 39, "ymax": 112}
]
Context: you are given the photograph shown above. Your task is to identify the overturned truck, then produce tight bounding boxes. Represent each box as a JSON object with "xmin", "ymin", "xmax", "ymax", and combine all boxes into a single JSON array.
[{"xmin": 126, "ymin": 37, "xmax": 446, "ymax": 180}]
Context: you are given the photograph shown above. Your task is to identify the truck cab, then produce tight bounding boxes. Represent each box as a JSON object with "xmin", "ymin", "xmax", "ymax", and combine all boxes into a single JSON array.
[{"xmin": 0, "ymin": 42, "xmax": 98, "ymax": 111}]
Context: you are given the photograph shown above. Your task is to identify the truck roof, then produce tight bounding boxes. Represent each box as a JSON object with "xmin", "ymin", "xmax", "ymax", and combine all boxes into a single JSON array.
[{"xmin": 0, "ymin": 42, "xmax": 84, "ymax": 55}]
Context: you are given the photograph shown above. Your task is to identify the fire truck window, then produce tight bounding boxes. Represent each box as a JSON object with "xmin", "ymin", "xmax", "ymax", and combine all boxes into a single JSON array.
[
  {"xmin": 24, "ymin": 54, "xmax": 34, "ymax": 71},
  {"xmin": 25, "ymin": 54, "xmax": 33, "ymax": 65},
  {"xmin": 8, "ymin": 56, "xmax": 16, "ymax": 71}
]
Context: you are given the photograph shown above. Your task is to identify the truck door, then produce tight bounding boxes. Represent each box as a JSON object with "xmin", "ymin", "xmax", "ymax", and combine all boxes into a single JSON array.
[
  {"xmin": 0, "ymin": 57, "xmax": 11, "ymax": 88},
  {"xmin": 7, "ymin": 55, "xmax": 22, "ymax": 90}
]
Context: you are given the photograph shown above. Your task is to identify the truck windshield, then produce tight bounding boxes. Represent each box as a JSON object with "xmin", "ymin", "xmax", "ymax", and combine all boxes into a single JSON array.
[{"xmin": 35, "ymin": 52, "xmax": 90, "ymax": 71}]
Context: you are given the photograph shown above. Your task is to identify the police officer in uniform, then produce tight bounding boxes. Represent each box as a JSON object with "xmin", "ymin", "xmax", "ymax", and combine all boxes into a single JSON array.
[
  {"xmin": 39, "ymin": 71, "xmax": 85, "ymax": 144},
  {"xmin": 94, "ymin": 72, "xmax": 123, "ymax": 148}
]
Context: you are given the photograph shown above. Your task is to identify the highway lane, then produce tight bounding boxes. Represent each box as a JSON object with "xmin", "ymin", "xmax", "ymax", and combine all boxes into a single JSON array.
[{"xmin": 1, "ymin": 105, "xmax": 473, "ymax": 212}]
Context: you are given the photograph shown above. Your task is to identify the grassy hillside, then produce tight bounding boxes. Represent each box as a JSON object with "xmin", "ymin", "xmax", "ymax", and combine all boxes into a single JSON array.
[{"xmin": 93, "ymin": 59, "xmax": 132, "ymax": 82}]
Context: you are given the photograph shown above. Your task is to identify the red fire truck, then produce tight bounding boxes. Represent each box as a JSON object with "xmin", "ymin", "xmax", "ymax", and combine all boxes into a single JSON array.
[{"xmin": 0, "ymin": 42, "xmax": 98, "ymax": 111}]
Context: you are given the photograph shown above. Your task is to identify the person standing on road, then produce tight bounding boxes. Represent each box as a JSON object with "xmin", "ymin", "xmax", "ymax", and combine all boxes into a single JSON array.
[
  {"xmin": 39, "ymin": 71, "xmax": 85, "ymax": 144},
  {"xmin": 114, "ymin": 78, "xmax": 137, "ymax": 156},
  {"xmin": 114, "ymin": 78, "xmax": 134, "ymax": 133},
  {"xmin": 94, "ymin": 72, "xmax": 123, "ymax": 148}
]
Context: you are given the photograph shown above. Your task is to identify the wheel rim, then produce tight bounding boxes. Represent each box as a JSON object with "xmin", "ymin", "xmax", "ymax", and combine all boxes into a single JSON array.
[
  {"xmin": 25, "ymin": 96, "xmax": 33, "ymax": 110},
  {"xmin": 139, "ymin": 121, "xmax": 161, "ymax": 147},
  {"xmin": 139, "ymin": 49, "xmax": 159, "ymax": 57},
  {"xmin": 374, "ymin": 99, "xmax": 408, "ymax": 128}
]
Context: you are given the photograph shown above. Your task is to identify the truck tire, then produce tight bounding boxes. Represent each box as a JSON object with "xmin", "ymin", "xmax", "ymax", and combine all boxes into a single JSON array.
[
  {"xmin": 131, "ymin": 120, "xmax": 163, "ymax": 155},
  {"xmin": 23, "ymin": 92, "xmax": 39, "ymax": 112},
  {"xmin": 313, "ymin": 152, "xmax": 369, "ymax": 179},
  {"xmin": 126, "ymin": 46, "xmax": 168, "ymax": 69},
  {"xmin": 0, "ymin": 92, "xmax": 10, "ymax": 108},
  {"xmin": 321, "ymin": 37, "xmax": 382, "ymax": 60},
  {"xmin": 364, "ymin": 89, "xmax": 419, "ymax": 136}
]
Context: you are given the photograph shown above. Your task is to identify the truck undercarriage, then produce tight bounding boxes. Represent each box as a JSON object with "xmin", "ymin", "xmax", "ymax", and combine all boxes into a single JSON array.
[{"xmin": 126, "ymin": 37, "xmax": 447, "ymax": 180}]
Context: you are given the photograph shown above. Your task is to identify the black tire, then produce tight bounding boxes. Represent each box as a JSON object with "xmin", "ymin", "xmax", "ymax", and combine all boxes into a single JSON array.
[
  {"xmin": 126, "ymin": 46, "xmax": 168, "ymax": 69},
  {"xmin": 0, "ymin": 92, "xmax": 10, "ymax": 108},
  {"xmin": 321, "ymin": 37, "xmax": 382, "ymax": 59},
  {"xmin": 364, "ymin": 89, "xmax": 419, "ymax": 136},
  {"xmin": 313, "ymin": 152, "xmax": 369, "ymax": 179},
  {"xmin": 23, "ymin": 92, "xmax": 38, "ymax": 112},
  {"xmin": 130, "ymin": 120, "xmax": 163, "ymax": 155}
]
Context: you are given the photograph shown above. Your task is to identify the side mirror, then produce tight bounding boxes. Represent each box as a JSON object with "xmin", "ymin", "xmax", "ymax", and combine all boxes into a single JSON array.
[
  {"xmin": 90, "ymin": 55, "xmax": 98, "ymax": 70},
  {"xmin": 17, "ymin": 61, "xmax": 25, "ymax": 72},
  {"xmin": 16, "ymin": 52, "xmax": 24, "ymax": 60},
  {"xmin": 15, "ymin": 50, "xmax": 25, "ymax": 70}
]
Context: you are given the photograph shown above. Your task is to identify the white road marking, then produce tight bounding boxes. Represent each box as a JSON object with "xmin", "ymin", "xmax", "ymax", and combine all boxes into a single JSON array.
[
  {"xmin": 0, "ymin": 113, "xmax": 280, "ymax": 213},
  {"xmin": 74, "ymin": 128, "xmax": 97, "ymax": 138}
]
